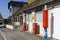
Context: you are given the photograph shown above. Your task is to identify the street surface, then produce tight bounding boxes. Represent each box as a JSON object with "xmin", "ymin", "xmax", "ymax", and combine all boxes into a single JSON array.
[
  {"xmin": 0, "ymin": 28, "xmax": 57, "ymax": 40},
  {"xmin": 0, "ymin": 31, "xmax": 4, "ymax": 40},
  {"xmin": 0, "ymin": 28, "xmax": 40, "ymax": 40}
]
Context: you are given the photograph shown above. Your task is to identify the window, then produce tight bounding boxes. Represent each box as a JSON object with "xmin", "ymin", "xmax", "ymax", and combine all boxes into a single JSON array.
[
  {"xmin": 28, "ymin": 13, "xmax": 32, "ymax": 22},
  {"xmin": 14, "ymin": 17, "xmax": 17, "ymax": 22},
  {"xmin": 36, "ymin": 11, "xmax": 42, "ymax": 22}
]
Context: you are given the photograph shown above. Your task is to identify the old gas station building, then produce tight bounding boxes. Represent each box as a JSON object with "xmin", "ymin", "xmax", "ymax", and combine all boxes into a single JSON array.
[{"xmin": 8, "ymin": 0, "xmax": 60, "ymax": 40}]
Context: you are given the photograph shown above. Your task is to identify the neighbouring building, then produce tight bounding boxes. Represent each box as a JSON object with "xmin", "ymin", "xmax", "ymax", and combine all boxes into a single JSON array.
[
  {"xmin": 8, "ymin": 0, "xmax": 60, "ymax": 40},
  {"xmin": 8, "ymin": 1, "xmax": 28, "ymax": 29}
]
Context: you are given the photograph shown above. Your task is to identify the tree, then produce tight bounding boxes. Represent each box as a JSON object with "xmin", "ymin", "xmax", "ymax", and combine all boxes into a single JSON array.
[
  {"xmin": 0, "ymin": 13, "xmax": 2, "ymax": 18},
  {"xmin": 28, "ymin": 0, "xmax": 35, "ymax": 4}
]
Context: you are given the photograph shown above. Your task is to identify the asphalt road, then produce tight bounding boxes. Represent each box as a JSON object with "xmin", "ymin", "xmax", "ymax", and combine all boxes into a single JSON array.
[
  {"xmin": 0, "ymin": 31, "xmax": 4, "ymax": 40},
  {"xmin": 0, "ymin": 28, "xmax": 57, "ymax": 40},
  {"xmin": 0, "ymin": 28, "xmax": 40, "ymax": 40}
]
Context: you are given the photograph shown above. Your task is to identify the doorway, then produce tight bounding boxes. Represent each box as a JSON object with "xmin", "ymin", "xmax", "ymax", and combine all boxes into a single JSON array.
[{"xmin": 20, "ymin": 16, "xmax": 23, "ymax": 27}]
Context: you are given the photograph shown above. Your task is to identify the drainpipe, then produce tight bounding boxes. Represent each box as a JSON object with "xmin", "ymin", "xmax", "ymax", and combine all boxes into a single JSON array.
[{"xmin": 43, "ymin": 5, "xmax": 48, "ymax": 40}]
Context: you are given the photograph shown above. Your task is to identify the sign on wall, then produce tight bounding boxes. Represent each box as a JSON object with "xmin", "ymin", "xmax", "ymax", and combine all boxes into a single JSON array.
[{"xmin": 32, "ymin": 12, "xmax": 35, "ymax": 22}]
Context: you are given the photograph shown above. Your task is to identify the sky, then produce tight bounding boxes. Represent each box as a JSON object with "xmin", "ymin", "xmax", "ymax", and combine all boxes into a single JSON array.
[{"xmin": 0, "ymin": 0, "xmax": 27, "ymax": 19}]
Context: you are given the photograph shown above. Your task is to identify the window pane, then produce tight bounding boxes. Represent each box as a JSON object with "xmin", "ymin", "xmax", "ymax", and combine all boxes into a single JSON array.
[
  {"xmin": 36, "ymin": 11, "xmax": 42, "ymax": 22},
  {"xmin": 28, "ymin": 13, "xmax": 32, "ymax": 22}
]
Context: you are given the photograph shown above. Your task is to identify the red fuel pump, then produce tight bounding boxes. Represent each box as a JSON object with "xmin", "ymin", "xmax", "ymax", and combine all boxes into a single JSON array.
[
  {"xmin": 33, "ymin": 23, "xmax": 38, "ymax": 34},
  {"xmin": 43, "ymin": 5, "xmax": 48, "ymax": 40},
  {"xmin": 43, "ymin": 9, "xmax": 48, "ymax": 40},
  {"xmin": 43, "ymin": 10, "xmax": 48, "ymax": 28},
  {"xmin": 23, "ymin": 22, "xmax": 27, "ymax": 31}
]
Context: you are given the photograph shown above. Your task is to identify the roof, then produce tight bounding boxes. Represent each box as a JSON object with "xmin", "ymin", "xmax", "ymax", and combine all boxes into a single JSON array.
[
  {"xmin": 15, "ymin": 0, "xmax": 39, "ymax": 13},
  {"xmin": 15, "ymin": 0, "xmax": 54, "ymax": 13},
  {"xmin": 8, "ymin": 1, "xmax": 28, "ymax": 9}
]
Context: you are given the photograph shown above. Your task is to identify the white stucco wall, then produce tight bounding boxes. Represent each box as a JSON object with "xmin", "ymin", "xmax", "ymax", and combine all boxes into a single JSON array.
[
  {"xmin": 6, "ymin": 25, "xmax": 13, "ymax": 29},
  {"xmin": 51, "ymin": 7, "xmax": 60, "ymax": 39},
  {"xmin": 28, "ymin": 22, "xmax": 33, "ymax": 33},
  {"xmin": 48, "ymin": 10, "xmax": 52, "ymax": 37}
]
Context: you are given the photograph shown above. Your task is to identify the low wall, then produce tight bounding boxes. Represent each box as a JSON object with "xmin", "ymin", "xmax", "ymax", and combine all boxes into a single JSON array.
[
  {"xmin": 14, "ymin": 22, "xmax": 20, "ymax": 26},
  {"xmin": 6, "ymin": 24, "xmax": 14, "ymax": 29}
]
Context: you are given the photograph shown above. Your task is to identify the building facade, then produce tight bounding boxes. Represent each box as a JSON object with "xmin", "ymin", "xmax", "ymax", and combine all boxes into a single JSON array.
[
  {"xmin": 8, "ymin": 0, "xmax": 60, "ymax": 39},
  {"xmin": 8, "ymin": 1, "xmax": 28, "ymax": 29}
]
